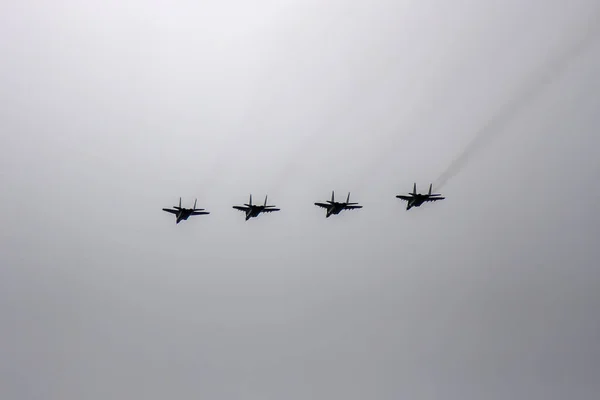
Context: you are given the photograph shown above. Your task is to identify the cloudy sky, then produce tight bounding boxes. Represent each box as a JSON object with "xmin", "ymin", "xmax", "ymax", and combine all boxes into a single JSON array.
[{"xmin": 1, "ymin": 1, "xmax": 599, "ymax": 399}]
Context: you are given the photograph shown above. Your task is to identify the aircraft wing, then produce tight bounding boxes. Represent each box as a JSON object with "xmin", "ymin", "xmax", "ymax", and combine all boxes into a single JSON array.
[
  {"xmin": 425, "ymin": 197, "xmax": 445, "ymax": 202},
  {"xmin": 344, "ymin": 205, "xmax": 362, "ymax": 209},
  {"xmin": 314, "ymin": 202, "xmax": 330, "ymax": 209},
  {"xmin": 162, "ymin": 208, "xmax": 178, "ymax": 214},
  {"xmin": 233, "ymin": 206, "xmax": 249, "ymax": 212},
  {"xmin": 262, "ymin": 208, "xmax": 280, "ymax": 213},
  {"xmin": 396, "ymin": 195, "xmax": 412, "ymax": 201},
  {"xmin": 191, "ymin": 211, "xmax": 210, "ymax": 215}
]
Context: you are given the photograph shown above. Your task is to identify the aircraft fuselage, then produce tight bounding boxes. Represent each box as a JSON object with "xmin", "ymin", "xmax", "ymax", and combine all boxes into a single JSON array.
[
  {"xmin": 407, "ymin": 196, "xmax": 426, "ymax": 209},
  {"xmin": 405, "ymin": 194, "xmax": 444, "ymax": 210},
  {"xmin": 326, "ymin": 204, "xmax": 345, "ymax": 217},
  {"xmin": 246, "ymin": 206, "xmax": 273, "ymax": 220},
  {"xmin": 246, "ymin": 207, "xmax": 262, "ymax": 220},
  {"xmin": 176, "ymin": 210, "xmax": 193, "ymax": 223}
]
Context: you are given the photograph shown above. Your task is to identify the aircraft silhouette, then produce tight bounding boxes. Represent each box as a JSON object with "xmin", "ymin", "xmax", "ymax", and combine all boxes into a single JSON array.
[
  {"xmin": 233, "ymin": 194, "xmax": 280, "ymax": 221},
  {"xmin": 396, "ymin": 183, "xmax": 445, "ymax": 210},
  {"xmin": 162, "ymin": 197, "xmax": 210, "ymax": 224},
  {"xmin": 315, "ymin": 191, "xmax": 363, "ymax": 218}
]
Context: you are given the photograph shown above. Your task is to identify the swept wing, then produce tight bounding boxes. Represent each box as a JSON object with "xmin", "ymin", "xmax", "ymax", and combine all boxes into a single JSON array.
[
  {"xmin": 395, "ymin": 195, "xmax": 413, "ymax": 201},
  {"xmin": 343, "ymin": 205, "xmax": 363, "ymax": 209}
]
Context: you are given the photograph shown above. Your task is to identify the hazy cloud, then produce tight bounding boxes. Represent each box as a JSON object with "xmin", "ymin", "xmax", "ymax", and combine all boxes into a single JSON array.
[{"xmin": 1, "ymin": 1, "xmax": 599, "ymax": 399}]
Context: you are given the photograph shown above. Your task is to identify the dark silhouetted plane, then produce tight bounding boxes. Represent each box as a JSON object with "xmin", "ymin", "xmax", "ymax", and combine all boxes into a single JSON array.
[
  {"xmin": 396, "ymin": 183, "xmax": 444, "ymax": 210},
  {"xmin": 162, "ymin": 197, "xmax": 210, "ymax": 224},
  {"xmin": 233, "ymin": 194, "xmax": 280, "ymax": 221},
  {"xmin": 315, "ymin": 191, "xmax": 362, "ymax": 218}
]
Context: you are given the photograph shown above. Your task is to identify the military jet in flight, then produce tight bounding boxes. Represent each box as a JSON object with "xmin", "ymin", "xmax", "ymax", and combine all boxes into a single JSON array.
[
  {"xmin": 162, "ymin": 197, "xmax": 210, "ymax": 224},
  {"xmin": 396, "ymin": 183, "xmax": 444, "ymax": 210},
  {"xmin": 315, "ymin": 191, "xmax": 362, "ymax": 218},
  {"xmin": 233, "ymin": 194, "xmax": 280, "ymax": 221}
]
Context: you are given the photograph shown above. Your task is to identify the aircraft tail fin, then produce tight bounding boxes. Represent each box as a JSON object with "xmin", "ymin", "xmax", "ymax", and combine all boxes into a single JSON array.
[
  {"xmin": 194, "ymin": 198, "xmax": 197, "ymax": 209},
  {"xmin": 346, "ymin": 191, "xmax": 359, "ymax": 205},
  {"xmin": 249, "ymin": 194, "xmax": 252, "ymax": 206},
  {"xmin": 428, "ymin": 184, "xmax": 442, "ymax": 196},
  {"xmin": 331, "ymin": 190, "xmax": 335, "ymax": 202},
  {"xmin": 412, "ymin": 183, "xmax": 417, "ymax": 195},
  {"xmin": 264, "ymin": 195, "xmax": 268, "ymax": 206}
]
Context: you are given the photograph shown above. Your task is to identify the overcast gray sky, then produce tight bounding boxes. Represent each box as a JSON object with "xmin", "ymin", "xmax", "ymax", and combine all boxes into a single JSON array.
[{"xmin": 1, "ymin": 1, "xmax": 600, "ymax": 399}]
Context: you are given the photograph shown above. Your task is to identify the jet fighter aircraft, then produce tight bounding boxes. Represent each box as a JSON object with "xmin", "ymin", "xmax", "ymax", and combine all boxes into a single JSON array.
[
  {"xmin": 162, "ymin": 197, "xmax": 210, "ymax": 224},
  {"xmin": 233, "ymin": 194, "xmax": 280, "ymax": 221},
  {"xmin": 396, "ymin": 183, "xmax": 444, "ymax": 210},
  {"xmin": 315, "ymin": 191, "xmax": 362, "ymax": 218}
]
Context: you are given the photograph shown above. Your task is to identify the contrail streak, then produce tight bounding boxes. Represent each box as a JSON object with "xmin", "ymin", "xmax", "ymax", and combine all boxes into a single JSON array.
[{"xmin": 434, "ymin": 14, "xmax": 600, "ymax": 190}]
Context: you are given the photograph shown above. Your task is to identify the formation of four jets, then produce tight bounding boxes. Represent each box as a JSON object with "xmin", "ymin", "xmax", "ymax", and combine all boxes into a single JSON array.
[{"xmin": 162, "ymin": 183, "xmax": 445, "ymax": 224}]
